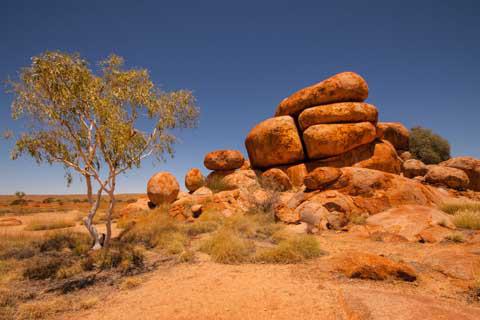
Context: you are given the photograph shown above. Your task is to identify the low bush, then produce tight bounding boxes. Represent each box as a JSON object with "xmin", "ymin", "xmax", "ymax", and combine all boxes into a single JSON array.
[
  {"xmin": 409, "ymin": 126, "xmax": 450, "ymax": 164},
  {"xmin": 23, "ymin": 257, "xmax": 63, "ymax": 280},
  {"xmin": 38, "ymin": 232, "xmax": 90, "ymax": 254}
]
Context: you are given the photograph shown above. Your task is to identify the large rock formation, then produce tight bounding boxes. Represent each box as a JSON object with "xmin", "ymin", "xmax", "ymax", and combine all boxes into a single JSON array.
[
  {"xmin": 275, "ymin": 72, "xmax": 369, "ymax": 116},
  {"xmin": 244, "ymin": 72, "xmax": 405, "ymax": 176},
  {"xmin": 147, "ymin": 172, "xmax": 180, "ymax": 206}
]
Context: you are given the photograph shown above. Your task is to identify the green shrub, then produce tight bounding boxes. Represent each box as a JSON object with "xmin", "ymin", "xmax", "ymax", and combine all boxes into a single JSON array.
[{"xmin": 409, "ymin": 126, "xmax": 450, "ymax": 164}]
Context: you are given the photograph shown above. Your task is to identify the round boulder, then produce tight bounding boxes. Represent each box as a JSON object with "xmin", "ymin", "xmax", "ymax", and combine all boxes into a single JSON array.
[
  {"xmin": 304, "ymin": 167, "xmax": 342, "ymax": 190},
  {"xmin": 298, "ymin": 102, "xmax": 378, "ymax": 131},
  {"xmin": 377, "ymin": 122, "xmax": 410, "ymax": 151},
  {"xmin": 402, "ymin": 159, "xmax": 428, "ymax": 178},
  {"xmin": 275, "ymin": 72, "xmax": 369, "ymax": 117},
  {"xmin": 147, "ymin": 172, "xmax": 180, "ymax": 206},
  {"xmin": 245, "ymin": 116, "xmax": 305, "ymax": 168},
  {"xmin": 303, "ymin": 122, "xmax": 376, "ymax": 159},
  {"xmin": 185, "ymin": 168, "xmax": 205, "ymax": 192},
  {"xmin": 440, "ymin": 157, "xmax": 480, "ymax": 191},
  {"xmin": 424, "ymin": 165, "xmax": 469, "ymax": 190},
  {"xmin": 204, "ymin": 150, "xmax": 244, "ymax": 171},
  {"xmin": 260, "ymin": 168, "xmax": 292, "ymax": 191}
]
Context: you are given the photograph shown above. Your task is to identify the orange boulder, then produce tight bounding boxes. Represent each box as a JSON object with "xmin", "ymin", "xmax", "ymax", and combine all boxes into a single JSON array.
[
  {"xmin": 303, "ymin": 122, "xmax": 376, "ymax": 159},
  {"xmin": 245, "ymin": 116, "xmax": 305, "ymax": 168},
  {"xmin": 204, "ymin": 150, "xmax": 244, "ymax": 171},
  {"xmin": 304, "ymin": 167, "xmax": 342, "ymax": 190},
  {"xmin": 260, "ymin": 168, "xmax": 292, "ymax": 191},
  {"xmin": 440, "ymin": 156, "xmax": 480, "ymax": 191},
  {"xmin": 184, "ymin": 168, "xmax": 205, "ymax": 192},
  {"xmin": 147, "ymin": 172, "xmax": 180, "ymax": 206},
  {"xmin": 275, "ymin": 72, "xmax": 369, "ymax": 117},
  {"xmin": 298, "ymin": 102, "xmax": 378, "ymax": 131},
  {"xmin": 377, "ymin": 122, "xmax": 410, "ymax": 151}
]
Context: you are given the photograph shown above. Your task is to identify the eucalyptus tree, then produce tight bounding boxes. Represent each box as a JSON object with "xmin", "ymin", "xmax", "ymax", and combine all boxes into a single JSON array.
[{"xmin": 6, "ymin": 51, "xmax": 199, "ymax": 248}]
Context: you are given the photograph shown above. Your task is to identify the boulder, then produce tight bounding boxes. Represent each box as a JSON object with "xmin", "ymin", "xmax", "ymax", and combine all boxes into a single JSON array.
[
  {"xmin": 279, "ymin": 163, "xmax": 308, "ymax": 187},
  {"xmin": 204, "ymin": 150, "xmax": 244, "ymax": 171},
  {"xmin": 273, "ymin": 192, "xmax": 301, "ymax": 224},
  {"xmin": 295, "ymin": 200, "xmax": 330, "ymax": 232},
  {"xmin": 399, "ymin": 151, "xmax": 412, "ymax": 161},
  {"xmin": 331, "ymin": 251, "xmax": 417, "ymax": 281},
  {"xmin": 440, "ymin": 156, "xmax": 480, "ymax": 191},
  {"xmin": 192, "ymin": 186, "xmax": 213, "ymax": 196},
  {"xmin": 260, "ymin": 168, "xmax": 292, "ymax": 191},
  {"xmin": 120, "ymin": 197, "xmax": 151, "ymax": 217},
  {"xmin": 304, "ymin": 167, "xmax": 342, "ymax": 190},
  {"xmin": 425, "ymin": 165, "xmax": 469, "ymax": 190},
  {"xmin": 303, "ymin": 122, "xmax": 376, "ymax": 159},
  {"xmin": 147, "ymin": 172, "xmax": 180, "ymax": 206},
  {"xmin": 402, "ymin": 159, "xmax": 428, "ymax": 178},
  {"xmin": 206, "ymin": 170, "xmax": 258, "ymax": 191},
  {"xmin": 240, "ymin": 159, "xmax": 251, "ymax": 170},
  {"xmin": 303, "ymin": 190, "xmax": 362, "ymax": 216},
  {"xmin": 377, "ymin": 122, "xmax": 409, "ymax": 151},
  {"xmin": 185, "ymin": 168, "xmax": 205, "ymax": 192},
  {"xmin": 298, "ymin": 102, "xmax": 378, "ymax": 131},
  {"xmin": 275, "ymin": 72, "xmax": 369, "ymax": 117},
  {"xmin": 245, "ymin": 116, "xmax": 305, "ymax": 168},
  {"xmin": 366, "ymin": 205, "xmax": 455, "ymax": 242},
  {"xmin": 307, "ymin": 140, "xmax": 401, "ymax": 174}
]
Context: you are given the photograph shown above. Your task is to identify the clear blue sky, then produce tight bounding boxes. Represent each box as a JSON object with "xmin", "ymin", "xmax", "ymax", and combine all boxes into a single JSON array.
[{"xmin": 1, "ymin": 0, "xmax": 479, "ymax": 194}]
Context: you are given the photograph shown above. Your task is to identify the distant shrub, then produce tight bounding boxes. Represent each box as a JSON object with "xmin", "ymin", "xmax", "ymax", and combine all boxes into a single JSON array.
[
  {"xmin": 42, "ymin": 197, "xmax": 58, "ymax": 204},
  {"xmin": 409, "ymin": 126, "xmax": 450, "ymax": 164},
  {"xmin": 126, "ymin": 198, "xmax": 137, "ymax": 204},
  {"xmin": 25, "ymin": 217, "xmax": 76, "ymax": 231},
  {"xmin": 9, "ymin": 199, "xmax": 27, "ymax": 206},
  {"xmin": 23, "ymin": 257, "xmax": 63, "ymax": 280}
]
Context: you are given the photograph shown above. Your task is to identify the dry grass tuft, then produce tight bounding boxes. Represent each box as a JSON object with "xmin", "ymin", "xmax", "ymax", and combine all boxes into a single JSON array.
[
  {"xmin": 350, "ymin": 214, "xmax": 367, "ymax": 225},
  {"xmin": 255, "ymin": 234, "xmax": 323, "ymax": 264},
  {"xmin": 444, "ymin": 232, "xmax": 465, "ymax": 243},
  {"xmin": 453, "ymin": 210, "xmax": 480, "ymax": 230},
  {"xmin": 119, "ymin": 276, "xmax": 143, "ymax": 290},
  {"xmin": 24, "ymin": 217, "xmax": 76, "ymax": 231},
  {"xmin": 440, "ymin": 200, "xmax": 480, "ymax": 215},
  {"xmin": 200, "ymin": 229, "xmax": 254, "ymax": 264}
]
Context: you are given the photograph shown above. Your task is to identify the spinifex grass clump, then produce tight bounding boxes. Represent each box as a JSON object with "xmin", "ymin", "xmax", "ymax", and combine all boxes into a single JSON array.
[{"xmin": 440, "ymin": 200, "xmax": 480, "ymax": 230}]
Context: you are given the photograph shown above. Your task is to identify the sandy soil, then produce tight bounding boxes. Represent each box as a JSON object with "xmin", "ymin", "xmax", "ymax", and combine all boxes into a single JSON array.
[{"xmin": 57, "ymin": 231, "xmax": 480, "ymax": 320}]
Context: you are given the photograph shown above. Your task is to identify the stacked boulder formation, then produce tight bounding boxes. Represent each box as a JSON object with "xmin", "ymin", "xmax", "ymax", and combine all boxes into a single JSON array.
[
  {"xmin": 139, "ymin": 71, "xmax": 480, "ymax": 235},
  {"xmin": 245, "ymin": 72, "xmax": 403, "ymax": 185}
]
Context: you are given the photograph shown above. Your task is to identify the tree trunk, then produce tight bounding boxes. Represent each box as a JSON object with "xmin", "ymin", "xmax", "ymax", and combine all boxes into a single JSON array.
[
  {"xmin": 85, "ymin": 174, "xmax": 93, "ymax": 205},
  {"xmin": 83, "ymin": 189, "xmax": 103, "ymax": 250},
  {"xmin": 104, "ymin": 179, "xmax": 116, "ymax": 248}
]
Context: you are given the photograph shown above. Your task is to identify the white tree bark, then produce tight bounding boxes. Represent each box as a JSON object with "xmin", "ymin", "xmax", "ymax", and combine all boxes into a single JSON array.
[{"xmin": 83, "ymin": 189, "xmax": 103, "ymax": 250}]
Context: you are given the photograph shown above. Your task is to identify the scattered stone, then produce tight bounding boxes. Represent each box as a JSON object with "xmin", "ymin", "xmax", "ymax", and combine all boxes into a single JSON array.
[
  {"xmin": 185, "ymin": 168, "xmax": 205, "ymax": 192},
  {"xmin": 440, "ymin": 156, "xmax": 480, "ymax": 191},
  {"xmin": 275, "ymin": 72, "xmax": 369, "ymax": 116},
  {"xmin": 425, "ymin": 165, "xmax": 470, "ymax": 190},
  {"xmin": 304, "ymin": 167, "xmax": 342, "ymax": 190},
  {"xmin": 260, "ymin": 168, "xmax": 292, "ymax": 191},
  {"xmin": 245, "ymin": 116, "xmax": 305, "ymax": 168},
  {"xmin": 377, "ymin": 122, "xmax": 410, "ymax": 151},
  {"xmin": 303, "ymin": 122, "xmax": 376, "ymax": 159},
  {"xmin": 298, "ymin": 102, "xmax": 378, "ymax": 131},
  {"xmin": 399, "ymin": 150, "xmax": 412, "ymax": 161},
  {"xmin": 402, "ymin": 159, "xmax": 428, "ymax": 178},
  {"xmin": 204, "ymin": 150, "xmax": 244, "ymax": 171},
  {"xmin": 332, "ymin": 251, "xmax": 417, "ymax": 282},
  {"xmin": 147, "ymin": 172, "xmax": 180, "ymax": 206}
]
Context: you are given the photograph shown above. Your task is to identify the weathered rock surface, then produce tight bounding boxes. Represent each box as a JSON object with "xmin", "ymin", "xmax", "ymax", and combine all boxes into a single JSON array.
[
  {"xmin": 298, "ymin": 102, "xmax": 378, "ymax": 131},
  {"xmin": 206, "ymin": 169, "xmax": 258, "ymax": 191},
  {"xmin": 422, "ymin": 249, "xmax": 480, "ymax": 280},
  {"xmin": 402, "ymin": 159, "xmax": 428, "ymax": 178},
  {"xmin": 377, "ymin": 122, "xmax": 410, "ymax": 151},
  {"xmin": 425, "ymin": 165, "xmax": 470, "ymax": 190},
  {"xmin": 185, "ymin": 168, "xmax": 205, "ymax": 192},
  {"xmin": 440, "ymin": 156, "xmax": 480, "ymax": 191},
  {"xmin": 278, "ymin": 163, "xmax": 308, "ymax": 187},
  {"xmin": 275, "ymin": 72, "xmax": 369, "ymax": 116},
  {"xmin": 260, "ymin": 168, "xmax": 292, "ymax": 191},
  {"xmin": 204, "ymin": 150, "xmax": 244, "ymax": 171},
  {"xmin": 328, "ymin": 167, "xmax": 444, "ymax": 214},
  {"xmin": 245, "ymin": 116, "xmax": 305, "ymax": 168},
  {"xmin": 307, "ymin": 140, "xmax": 402, "ymax": 174},
  {"xmin": 192, "ymin": 186, "xmax": 213, "ymax": 196},
  {"xmin": 366, "ymin": 205, "xmax": 455, "ymax": 242},
  {"xmin": 303, "ymin": 122, "xmax": 376, "ymax": 159},
  {"xmin": 304, "ymin": 167, "xmax": 342, "ymax": 190},
  {"xmin": 331, "ymin": 251, "xmax": 417, "ymax": 281},
  {"xmin": 147, "ymin": 172, "xmax": 180, "ymax": 206},
  {"xmin": 399, "ymin": 150, "xmax": 413, "ymax": 161}
]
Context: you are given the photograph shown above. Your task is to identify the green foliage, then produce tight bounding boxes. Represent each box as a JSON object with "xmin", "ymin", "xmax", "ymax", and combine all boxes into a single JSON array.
[{"xmin": 409, "ymin": 126, "xmax": 450, "ymax": 164}]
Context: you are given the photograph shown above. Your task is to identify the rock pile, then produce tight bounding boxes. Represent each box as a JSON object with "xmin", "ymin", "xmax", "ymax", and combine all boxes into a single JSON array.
[{"xmin": 245, "ymin": 72, "xmax": 403, "ymax": 186}]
